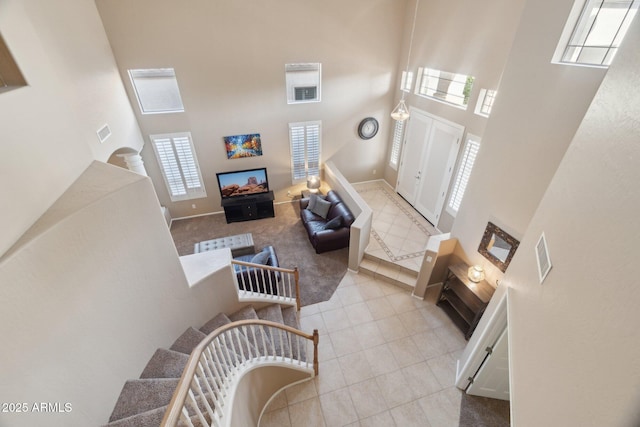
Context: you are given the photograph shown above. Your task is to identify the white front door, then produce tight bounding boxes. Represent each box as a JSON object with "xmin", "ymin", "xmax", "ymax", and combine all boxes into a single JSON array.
[
  {"xmin": 396, "ymin": 111, "xmax": 432, "ymax": 204},
  {"xmin": 413, "ymin": 118, "xmax": 462, "ymax": 224},
  {"xmin": 396, "ymin": 108, "xmax": 463, "ymax": 225},
  {"xmin": 467, "ymin": 326, "xmax": 511, "ymax": 401}
]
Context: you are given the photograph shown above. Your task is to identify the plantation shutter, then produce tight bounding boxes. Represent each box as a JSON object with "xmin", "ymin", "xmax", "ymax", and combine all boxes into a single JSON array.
[
  {"xmin": 447, "ymin": 135, "xmax": 480, "ymax": 214},
  {"xmin": 289, "ymin": 121, "xmax": 322, "ymax": 183},
  {"xmin": 389, "ymin": 120, "xmax": 405, "ymax": 170},
  {"xmin": 151, "ymin": 132, "xmax": 207, "ymax": 201}
]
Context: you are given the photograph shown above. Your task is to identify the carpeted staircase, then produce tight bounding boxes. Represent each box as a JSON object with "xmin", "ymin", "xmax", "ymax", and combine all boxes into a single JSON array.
[{"xmin": 103, "ymin": 303, "xmax": 302, "ymax": 427}]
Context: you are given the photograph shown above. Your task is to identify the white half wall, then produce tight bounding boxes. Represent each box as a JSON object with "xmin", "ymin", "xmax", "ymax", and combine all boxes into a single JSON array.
[
  {"xmin": 0, "ymin": 0, "xmax": 145, "ymax": 256},
  {"xmin": 0, "ymin": 162, "xmax": 241, "ymax": 426}
]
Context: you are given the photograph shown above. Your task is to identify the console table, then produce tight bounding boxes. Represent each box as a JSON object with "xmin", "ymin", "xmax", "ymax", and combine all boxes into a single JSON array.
[
  {"xmin": 436, "ymin": 262, "xmax": 495, "ymax": 340},
  {"xmin": 221, "ymin": 191, "xmax": 275, "ymax": 223}
]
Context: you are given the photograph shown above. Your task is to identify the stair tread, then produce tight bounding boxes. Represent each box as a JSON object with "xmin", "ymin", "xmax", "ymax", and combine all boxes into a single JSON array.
[
  {"xmin": 256, "ymin": 304, "xmax": 285, "ymax": 324},
  {"xmin": 282, "ymin": 305, "xmax": 307, "ymax": 361},
  {"xmin": 281, "ymin": 306, "xmax": 299, "ymax": 329},
  {"xmin": 257, "ymin": 304, "xmax": 289, "ymax": 356},
  {"xmin": 103, "ymin": 405, "xmax": 167, "ymax": 427},
  {"xmin": 228, "ymin": 305, "xmax": 259, "ymax": 322},
  {"xmin": 140, "ymin": 348, "xmax": 190, "ymax": 379},
  {"xmin": 200, "ymin": 312, "xmax": 231, "ymax": 335},
  {"xmin": 170, "ymin": 327, "xmax": 207, "ymax": 355},
  {"xmin": 108, "ymin": 378, "xmax": 179, "ymax": 422},
  {"xmin": 229, "ymin": 305, "xmax": 273, "ymax": 355}
]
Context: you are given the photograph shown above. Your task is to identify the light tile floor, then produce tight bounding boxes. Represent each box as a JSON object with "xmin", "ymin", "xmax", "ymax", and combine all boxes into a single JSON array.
[
  {"xmin": 261, "ymin": 271, "xmax": 467, "ymax": 427},
  {"xmin": 352, "ymin": 180, "xmax": 439, "ymax": 274}
]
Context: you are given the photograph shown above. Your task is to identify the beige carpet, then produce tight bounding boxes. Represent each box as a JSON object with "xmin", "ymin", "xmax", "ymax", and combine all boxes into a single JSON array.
[
  {"xmin": 459, "ymin": 393, "xmax": 511, "ymax": 426},
  {"xmin": 170, "ymin": 201, "xmax": 348, "ymax": 306}
]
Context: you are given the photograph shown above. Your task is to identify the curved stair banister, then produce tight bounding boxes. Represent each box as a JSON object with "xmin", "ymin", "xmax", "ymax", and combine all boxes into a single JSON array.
[
  {"xmin": 231, "ymin": 261, "xmax": 301, "ymax": 311},
  {"xmin": 160, "ymin": 319, "xmax": 319, "ymax": 427}
]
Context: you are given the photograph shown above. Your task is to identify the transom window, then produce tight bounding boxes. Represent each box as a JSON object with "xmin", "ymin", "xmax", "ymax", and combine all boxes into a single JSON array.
[
  {"xmin": 400, "ymin": 71, "xmax": 414, "ymax": 92},
  {"xmin": 415, "ymin": 67, "xmax": 475, "ymax": 109},
  {"xmin": 474, "ymin": 89, "xmax": 498, "ymax": 117},
  {"xmin": 554, "ymin": 0, "xmax": 638, "ymax": 67},
  {"xmin": 129, "ymin": 68, "xmax": 185, "ymax": 114}
]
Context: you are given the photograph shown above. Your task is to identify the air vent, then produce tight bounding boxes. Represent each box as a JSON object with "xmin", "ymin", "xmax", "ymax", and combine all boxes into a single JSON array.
[
  {"xmin": 294, "ymin": 86, "xmax": 317, "ymax": 101},
  {"xmin": 535, "ymin": 232, "xmax": 552, "ymax": 284},
  {"xmin": 97, "ymin": 124, "xmax": 112, "ymax": 143}
]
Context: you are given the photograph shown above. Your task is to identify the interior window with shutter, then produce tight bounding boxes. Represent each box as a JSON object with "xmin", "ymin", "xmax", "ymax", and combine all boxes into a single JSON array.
[
  {"xmin": 447, "ymin": 134, "xmax": 481, "ymax": 215},
  {"xmin": 289, "ymin": 121, "xmax": 322, "ymax": 183},
  {"xmin": 150, "ymin": 132, "xmax": 207, "ymax": 201},
  {"xmin": 389, "ymin": 120, "xmax": 405, "ymax": 170}
]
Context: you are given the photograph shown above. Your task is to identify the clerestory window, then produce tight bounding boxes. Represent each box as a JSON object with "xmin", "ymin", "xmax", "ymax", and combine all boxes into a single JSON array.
[{"xmin": 554, "ymin": 0, "xmax": 638, "ymax": 67}]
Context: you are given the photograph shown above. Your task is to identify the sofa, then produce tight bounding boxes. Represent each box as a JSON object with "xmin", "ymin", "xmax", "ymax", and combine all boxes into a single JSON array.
[
  {"xmin": 233, "ymin": 245, "xmax": 280, "ymax": 294},
  {"xmin": 299, "ymin": 190, "xmax": 355, "ymax": 253}
]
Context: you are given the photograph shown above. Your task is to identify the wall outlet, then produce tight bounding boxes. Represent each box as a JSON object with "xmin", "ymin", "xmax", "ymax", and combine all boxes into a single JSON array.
[
  {"xmin": 372, "ymin": 169, "xmax": 376, "ymax": 175},
  {"xmin": 191, "ymin": 204, "xmax": 196, "ymax": 209},
  {"xmin": 287, "ymin": 191, "xmax": 291, "ymax": 197}
]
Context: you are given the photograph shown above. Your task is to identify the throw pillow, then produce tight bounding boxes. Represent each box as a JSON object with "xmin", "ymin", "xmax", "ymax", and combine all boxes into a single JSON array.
[
  {"xmin": 310, "ymin": 197, "xmax": 332, "ymax": 219},
  {"xmin": 323, "ymin": 216, "xmax": 342, "ymax": 230},
  {"xmin": 250, "ymin": 250, "xmax": 271, "ymax": 265},
  {"xmin": 306, "ymin": 193, "xmax": 326, "ymax": 211}
]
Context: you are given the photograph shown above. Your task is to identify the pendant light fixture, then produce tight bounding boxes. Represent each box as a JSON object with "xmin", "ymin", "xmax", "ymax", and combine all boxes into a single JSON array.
[{"xmin": 391, "ymin": 0, "xmax": 420, "ymax": 122}]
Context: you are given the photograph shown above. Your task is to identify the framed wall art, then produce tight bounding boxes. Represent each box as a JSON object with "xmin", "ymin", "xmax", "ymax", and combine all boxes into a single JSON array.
[{"xmin": 224, "ymin": 133, "xmax": 263, "ymax": 159}]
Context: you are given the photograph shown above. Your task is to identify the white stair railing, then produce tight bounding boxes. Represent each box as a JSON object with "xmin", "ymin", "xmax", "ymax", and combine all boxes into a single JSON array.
[
  {"xmin": 161, "ymin": 320, "xmax": 319, "ymax": 427},
  {"xmin": 232, "ymin": 260, "xmax": 301, "ymax": 310}
]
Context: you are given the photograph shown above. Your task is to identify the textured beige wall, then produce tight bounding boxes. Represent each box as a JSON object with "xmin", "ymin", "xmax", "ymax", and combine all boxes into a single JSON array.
[
  {"xmin": 450, "ymin": 0, "xmax": 607, "ymax": 284},
  {"xmin": 0, "ymin": 163, "xmax": 242, "ymax": 426},
  {"xmin": 382, "ymin": 0, "xmax": 527, "ymax": 231},
  {"xmin": 95, "ymin": 0, "xmax": 406, "ymax": 219},
  {"xmin": 453, "ymin": 0, "xmax": 610, "ymax": 403},
  {"xmin": 504, "ymin": 15, "xmax": 640, "ymax": 426},
  {"xmin": 0, "ymin": 0, "xmax": 145, "ymax": 256}
]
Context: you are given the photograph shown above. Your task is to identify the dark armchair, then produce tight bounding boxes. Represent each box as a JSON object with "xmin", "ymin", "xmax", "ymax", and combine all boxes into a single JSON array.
[{"xmin": 233, "ymin": 245, "xmax": 280, "ymax": 294}]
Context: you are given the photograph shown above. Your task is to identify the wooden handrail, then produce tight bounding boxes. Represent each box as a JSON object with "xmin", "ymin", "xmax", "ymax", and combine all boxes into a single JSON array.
[
  {"xmin": 160, "ymin": 319, "xmax": 318, "ymax": 427},
  {"xmin": 231, "ymin": 260, "xmax": 301, "ymax": 310}
]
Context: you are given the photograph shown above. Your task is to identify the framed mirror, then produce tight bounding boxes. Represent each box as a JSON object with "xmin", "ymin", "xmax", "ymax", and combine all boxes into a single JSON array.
[{"xmin": 478, "ymin": 222, "xmax": 520, "ymax": 272}]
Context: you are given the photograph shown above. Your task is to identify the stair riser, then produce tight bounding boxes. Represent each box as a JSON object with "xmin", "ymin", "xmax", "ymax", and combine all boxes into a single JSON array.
[{"xmin": 359, "ymin": 265, "xmax": 415, "ymax": 291}]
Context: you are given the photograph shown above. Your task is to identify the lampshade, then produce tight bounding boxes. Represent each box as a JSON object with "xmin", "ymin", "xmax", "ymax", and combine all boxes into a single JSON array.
[
  {"xmin": 391, "ymin": 99, "xmax": 410, "ymax": 122},
  {"xmin": 307, "ymin": 176, "xmax": 320, "ymax": 192},
  {"xmin": 467, "ymin": 265, "xmax": 485, "ymax": 283}
]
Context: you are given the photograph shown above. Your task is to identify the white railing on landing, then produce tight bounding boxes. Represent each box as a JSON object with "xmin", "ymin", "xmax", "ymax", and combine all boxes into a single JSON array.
[
  {"xmin": 160, "ymin": 320, "xmax": 319, "ymax": 427},
  {"xmin": 231, "ymin": 260, "xmax": 301, "ymax": 311}
]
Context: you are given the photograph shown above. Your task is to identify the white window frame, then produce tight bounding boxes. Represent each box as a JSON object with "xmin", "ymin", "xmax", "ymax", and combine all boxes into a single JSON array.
[
  {"xmin": 150, "ymin": 132, "xmax": 207, "ymax": 202},
  {"xmin": 446, "ymin": 134, "xmax": 481, "ymax": 216},
  {"xmin": 289, "ymin": 121, "xmax": 322, "ymax": 184},
  {"xmin": 474, "ymin": 89, "xmax": 498, "ymax": 118},
  {"xmin": 414, "ymin": 67, "xmax": 475, "ymax": 110},
  {"xmin": 552, "ymin": 0, "xmax": 638, "ymax": 67},
  {"xmin": 400, "ymin": 70, "xmax": 414, "ymax": 92},
  {"xmin": 388, "ymin": 119, "xmax": 405, "ymax": 170},
  {"xmin": 129, "ymin": 68, "xmax": 185, "ymax": 114},
  {"xmin": 285, "ymin": 63, "xmax": 322, "ymax": 104}
]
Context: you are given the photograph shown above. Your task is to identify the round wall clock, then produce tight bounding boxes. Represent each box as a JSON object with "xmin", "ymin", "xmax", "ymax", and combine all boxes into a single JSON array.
[{"xmin": 358, "ymin": 117, "xmax": 379, "ymax": 140}]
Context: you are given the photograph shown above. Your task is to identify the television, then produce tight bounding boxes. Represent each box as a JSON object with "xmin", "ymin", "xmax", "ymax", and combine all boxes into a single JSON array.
[{"xmin": 216, "ymin": 167, "xmax": 270, "ymax": 199}]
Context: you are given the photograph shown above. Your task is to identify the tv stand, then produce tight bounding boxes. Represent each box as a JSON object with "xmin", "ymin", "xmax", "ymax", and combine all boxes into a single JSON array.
[{"xmin": 221, "ymin": 191, "xmax": 275, "ymax": 223}]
